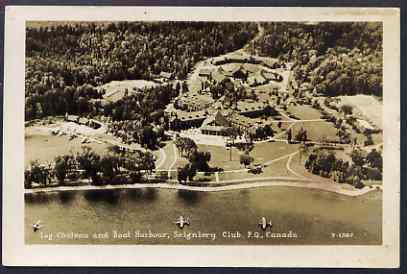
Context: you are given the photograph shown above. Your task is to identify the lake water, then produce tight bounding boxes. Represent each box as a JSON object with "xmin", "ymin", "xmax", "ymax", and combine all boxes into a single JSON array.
[{"xmin": 25, "ymin": 187, "xmax": 382, "ymax": 245}]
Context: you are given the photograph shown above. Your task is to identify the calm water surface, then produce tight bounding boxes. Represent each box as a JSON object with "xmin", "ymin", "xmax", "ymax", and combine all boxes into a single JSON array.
[{"xmin": 25, "ymin": 187, "xmax": 382, "ymax": 245}]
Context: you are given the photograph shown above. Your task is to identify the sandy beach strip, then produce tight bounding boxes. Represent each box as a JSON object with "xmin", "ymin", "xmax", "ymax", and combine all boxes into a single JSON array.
[{"xmin": 25, "ymin": 178, "xmax": 381, "ymax": 197}]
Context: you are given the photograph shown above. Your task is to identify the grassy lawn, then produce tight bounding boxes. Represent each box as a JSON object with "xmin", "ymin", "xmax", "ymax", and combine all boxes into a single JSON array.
[
  {"xmin": 287, "ymin": 105, "xmax": 322, "ymax": 120},
  {"xmin": 198, "ymin": 142, "xmax": 299, "ymax": 172},
  {"xmin": 198, "ymin": 144, "xmax": 242, "ymax": 171},
  {"xmin": 251, "ymin": 141, "xmax": 299, "ymax": 163},
  {"xmin": 257, "ymin": 158, "xmax": 291, "ymax": 177},
  {"xmin": 218, "ymin": 158, "xmax": 289, "ymax": 181},
  {"xmin": 268, "ymin": 121, "xmax": 295, "ymax": 138},
  {"xmin": 285, "ymin": 153, "xmax": 308, "ymax": 177},
  {"xmin": 291, "ymin": 121, "xmax": 339, "ymax": 142},
  {"xmin": 25, "ymin": 131, "xmax": 111, "ymax": 168}
]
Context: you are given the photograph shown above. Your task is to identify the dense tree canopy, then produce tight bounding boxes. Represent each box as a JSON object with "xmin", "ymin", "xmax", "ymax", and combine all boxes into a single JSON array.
[
  {"xmin": 25, "ymin": 21, "xmax": 257, "ymax": 120},
  {"xmin": 27, "ymin": 22, "xmax": 256, "ymax": 84},
  {"xmin": 256, "ymin": 22, "xmax": 382, "ymax": 97}
]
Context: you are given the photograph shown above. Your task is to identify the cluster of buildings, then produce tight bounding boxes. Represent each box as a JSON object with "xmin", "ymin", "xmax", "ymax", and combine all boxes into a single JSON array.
[
  {"xmin": 198, "ymin": 65, "xmax": 249, "ymax": 84},
  {"xmin": 200, "ymin": 109, "xmax": 263, "ymax": 136},
  {"xmin": 199, "ymin": 64, "xmax": 284, "ymax": 90},
  {"xmin": 166, "ymin": 60, "xmax": 286, "ymax": 137},
  {"xmin": 166, "ymin": 98, "xmax": 278, "ymax": 137}
]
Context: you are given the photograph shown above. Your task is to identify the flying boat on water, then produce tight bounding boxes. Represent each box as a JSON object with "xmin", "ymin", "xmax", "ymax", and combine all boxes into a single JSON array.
[
  {"xmin": 258, "ymin": 217, "xmax": 272, "ymax": 231},
  {"xmin": 174, "ymin": 216, "xmax": 190, "ymax": 229},
  {"xmin": 32, "ymin": 220, "xmax": 43, "ymax": 232}
]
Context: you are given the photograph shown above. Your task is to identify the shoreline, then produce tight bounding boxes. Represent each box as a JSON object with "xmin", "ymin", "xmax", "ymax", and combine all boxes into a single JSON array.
[{"xmin": 25, "ymin": 179, "xmax": 381, "ymax": 197}]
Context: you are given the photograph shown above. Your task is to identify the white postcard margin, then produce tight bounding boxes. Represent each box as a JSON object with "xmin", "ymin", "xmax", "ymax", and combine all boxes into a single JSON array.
[{"xmin": 2, "ymin": 6, "xmax": 400, "ymax": 267}]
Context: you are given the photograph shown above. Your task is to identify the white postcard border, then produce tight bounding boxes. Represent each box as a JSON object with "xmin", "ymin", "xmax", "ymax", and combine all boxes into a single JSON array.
[{"xmin": 2, "ymin": 6, "xmax": 400, "ymax": 267}]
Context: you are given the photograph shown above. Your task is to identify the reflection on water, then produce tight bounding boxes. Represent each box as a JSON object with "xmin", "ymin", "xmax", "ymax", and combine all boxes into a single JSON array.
[
  {"xmin": 25, "ymin": 192, "xmax": 52, "ymax": 204},
  {"xmin": 177, "ymin": 189, "xmax": 203, "ymax": 205},
  {"xmin": 144, "ymin": 188, "xmax": 157, "ymax": 201},
  {"xmin": 25, "ymin": 187, "xmax": 382, "ymax": 245},
  {"xmin": 127, "ymin": 189, "xmax": 144, "ymax": 201},
  {"xmin": 58, "ymin": 191, "xmax": 77, "ymax": 205},
  {"xmin": 84, "ymin": 189, "xmax": 121, "ymax": 205},
  {"xmin": 239, "ymin": 189, "xmax": 250, "ymax": 196}
]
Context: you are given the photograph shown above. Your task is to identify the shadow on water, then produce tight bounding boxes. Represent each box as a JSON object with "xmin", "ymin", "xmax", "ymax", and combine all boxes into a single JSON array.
[
  {"xmin": 177, "ymin": 189, "xmax": 203, "ymax": 205},
  {"xmin": 125, "ymin": 188, "xmax": 158, "ymax": 202},
  {"xmin": 25, "ymin": 192, "xmax": 52, "ymax": 204},
  {"xmin": 144, "ymin": 188, "xmax": 157, "ymax": 201},
  {"xmin": 239, "ymin": 189, "xmax": 250, "ymax": 196},
  {"xmin": 83, "ymin": 189, "xmax": 121, "ymax": 205},
  {"xmin": 127, "ymin": 188, "xmax": 144, "ymax": 201},
  {"xmin": 58, "ymin": 191, "xmax": 77, "ymax": 205}
]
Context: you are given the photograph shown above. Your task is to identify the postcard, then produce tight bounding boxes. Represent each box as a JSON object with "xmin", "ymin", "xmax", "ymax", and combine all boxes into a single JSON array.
[{"xmin": 2, "ymin": 6, "xmax": 400, "ymax": 267}]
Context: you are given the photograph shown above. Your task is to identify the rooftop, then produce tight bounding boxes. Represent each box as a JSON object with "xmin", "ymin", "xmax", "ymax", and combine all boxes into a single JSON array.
[
  {"xmin": 201, "ymin": 125, "xmax": 227, "ymax": 132},
  {"xmin": 175, "ymin": 109, "xmax": 208, "ymax": 121}
]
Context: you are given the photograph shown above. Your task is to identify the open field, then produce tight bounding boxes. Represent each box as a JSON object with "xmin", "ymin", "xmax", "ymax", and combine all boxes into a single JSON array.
[
  {"xmin": 25, "ymin": 128, "xmax": 111, "ymax": 168},
  {"xmin": 100, "ymin": 80, "xmax": 159, "ymax": 102},
  {"xmin": 291, "ymin": 120, "xmax": 339, "ymax": 142},
  {"xmin": 287, "ymin": 105, "xmax": 323, "ymax": 120},
  {"xmin": 251, "ymin": 141, "xmax": 299, "ymax": 163},
  {"xmin": 198, "ymin": 144, "xmax": 242, "ymax": 171},
  {"xmin": 339, "ymin": 95, "xmax": 382, "ymax": 129},
  {"xmin": 218, "ymin": 158, "xmax": 290, "ymax": 181},
  {"xmin": 197, "ymin": 141, "xmax": 299, "ymax": 172}
]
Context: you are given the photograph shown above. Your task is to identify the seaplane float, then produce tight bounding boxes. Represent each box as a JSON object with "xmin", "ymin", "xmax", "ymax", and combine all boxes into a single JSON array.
[
  {"xmin": 32, "ymin": 220, "xmax": 43, "ymax": 232},
  {"xmin": 258, "ymin": 217, "xmax": 273, "ymax": 231},
  {"xmin": 174, "ymin": 216, "xmax": 190, "ymax": 229}
]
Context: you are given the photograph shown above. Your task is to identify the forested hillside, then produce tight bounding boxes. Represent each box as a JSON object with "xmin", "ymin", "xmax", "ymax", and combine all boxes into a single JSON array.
[
  {"xmin": 256, "ymin": 22, "xmax": 382, "ymax": 97},
  {"xmin": 25, "ymin": 21, "xmax": 256, "ymax": 120}
]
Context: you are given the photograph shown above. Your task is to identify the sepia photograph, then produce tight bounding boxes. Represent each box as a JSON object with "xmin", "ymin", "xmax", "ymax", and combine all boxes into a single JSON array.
[
  {"xmin": 3, "ymin": 6, "xmax": 400, "ymax": 267},
  {"xmin": 24, "ymin": 19, "xmax": 384, "ymax": 245}
]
